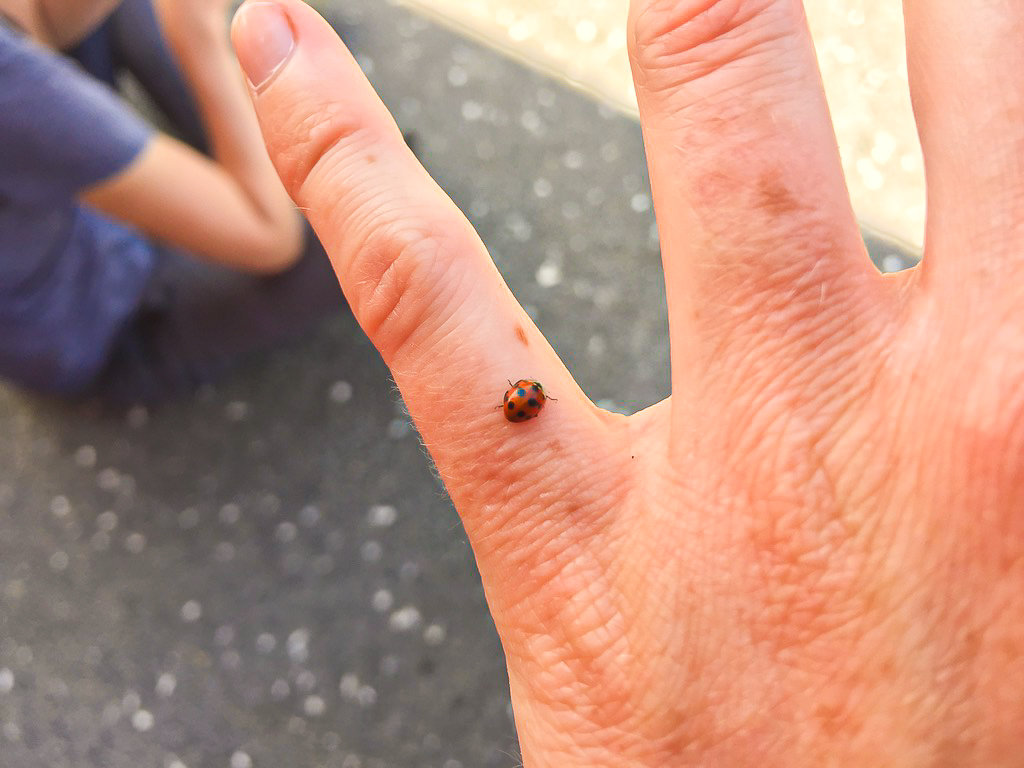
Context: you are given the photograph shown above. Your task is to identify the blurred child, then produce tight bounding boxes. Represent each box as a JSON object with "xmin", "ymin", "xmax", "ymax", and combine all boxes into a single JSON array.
[{"xmin": 0, "ymin": 0, "xmax": 343, "ymax": 405}]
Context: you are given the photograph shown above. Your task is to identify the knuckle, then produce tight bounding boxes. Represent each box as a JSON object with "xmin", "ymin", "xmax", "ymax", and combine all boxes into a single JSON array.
[
  {"xmin": 272, "ymin": 100, "xmax": 369, "ymax": 203},
  {"xmin": 265, "ymin": 99, "xmax": 473, "ymax": 363},
  {"xmin": 630, "ymin": 0, "xmax": 742, "ymax": 74},
  {"xmin": 344, "ymin": 215, "xmax": 470, "ymax": 361},
  {"xmin": 629, "ymin": 0, "xmax": 785, "ymax": 93}
]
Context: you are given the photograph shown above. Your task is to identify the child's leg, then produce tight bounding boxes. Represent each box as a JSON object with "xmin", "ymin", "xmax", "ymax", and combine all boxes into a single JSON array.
[
  {"xmin": 64, "ymin": 14, "xmax": 117, "ymax": 84},
  {"xmin": 88, "ymin": 228, "xmax": 345, "ymax": 407}
]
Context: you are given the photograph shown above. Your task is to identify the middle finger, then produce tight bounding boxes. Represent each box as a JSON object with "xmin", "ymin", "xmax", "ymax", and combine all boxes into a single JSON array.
[{"xmin": 628, "ymin": 1, "xmax": 884, "ymax": 405}]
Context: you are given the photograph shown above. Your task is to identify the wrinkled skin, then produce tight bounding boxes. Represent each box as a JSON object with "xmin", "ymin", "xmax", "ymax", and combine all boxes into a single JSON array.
[{"xmin": 232, "ymin": 0, "xmax": 1024, "ymax": 764}]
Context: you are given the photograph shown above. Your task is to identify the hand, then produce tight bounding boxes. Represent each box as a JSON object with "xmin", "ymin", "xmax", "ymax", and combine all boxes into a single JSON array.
[{"xmin": 232, "ymin": 1, "xmax": 1024, "ymax": 764}]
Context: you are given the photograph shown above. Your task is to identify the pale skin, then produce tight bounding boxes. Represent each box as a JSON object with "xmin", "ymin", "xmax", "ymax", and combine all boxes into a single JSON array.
[
  {"xmin": 224, "ymin": 0, "xmax": 1024, "ymax": 764},
  {"xmin": 0, "ymin": 0, "xmax": 302, "ymax": 272}
]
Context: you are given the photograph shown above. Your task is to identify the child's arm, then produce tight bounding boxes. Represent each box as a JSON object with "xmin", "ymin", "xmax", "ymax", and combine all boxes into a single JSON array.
[{"xmin": 80, "ymin": 1, "xmax": 303, "ymax": 273}]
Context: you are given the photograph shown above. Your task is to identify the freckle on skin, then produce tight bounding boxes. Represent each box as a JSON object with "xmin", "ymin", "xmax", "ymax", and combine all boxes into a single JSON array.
[
  {"xmin": 515, "ymin": 325, "xmax": 529, "ymax": 346},
  {"xmin": 757, "ymin": 170, "xmax": 803, "ymax": 216}
]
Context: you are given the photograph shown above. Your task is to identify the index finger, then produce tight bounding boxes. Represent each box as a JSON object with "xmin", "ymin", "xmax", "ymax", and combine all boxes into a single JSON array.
[{"xmin": 230, "ymin": 0, "xmax": 617, "ymax": 527}]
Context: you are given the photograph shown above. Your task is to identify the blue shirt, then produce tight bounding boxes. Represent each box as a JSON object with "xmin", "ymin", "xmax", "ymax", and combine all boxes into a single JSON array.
[{"xmin": 0, "ymin": 21, "xmax": 155, "ymax": 394}]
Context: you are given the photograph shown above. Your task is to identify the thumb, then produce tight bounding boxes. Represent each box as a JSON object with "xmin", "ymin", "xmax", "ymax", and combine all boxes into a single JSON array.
[{"xmin": 230, "ymin": 1, "xmax": 614, "ymax": 535}]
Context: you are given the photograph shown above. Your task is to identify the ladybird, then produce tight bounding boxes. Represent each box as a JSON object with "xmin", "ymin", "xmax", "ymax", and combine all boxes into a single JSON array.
[{"xmin": 501, "ymin": 379, "xmax": 554, "ymax": 423}]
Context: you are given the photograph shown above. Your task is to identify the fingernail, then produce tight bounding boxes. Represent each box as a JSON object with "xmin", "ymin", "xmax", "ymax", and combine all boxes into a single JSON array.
[{"xmin": 233, "ymin": 2, "xmax": 296, "ymax": 91}]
